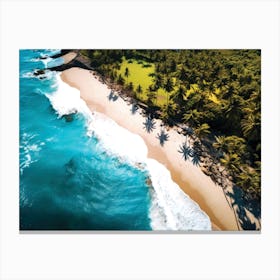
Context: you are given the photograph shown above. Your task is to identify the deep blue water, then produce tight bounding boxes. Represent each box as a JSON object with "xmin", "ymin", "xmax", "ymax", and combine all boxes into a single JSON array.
[{"xmin": 19, "ymin": 50, "xmax": 152, "ymax": 230}]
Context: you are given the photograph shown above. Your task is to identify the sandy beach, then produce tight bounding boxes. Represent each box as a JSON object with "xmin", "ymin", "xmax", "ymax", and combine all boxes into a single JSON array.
[
  {"xmin": 61, "ymin": 52, "xmax": 77, "ymax": 64},
  {"xmin": 61, "ymin": 67, "xmax": 240, "ymax": 230}
]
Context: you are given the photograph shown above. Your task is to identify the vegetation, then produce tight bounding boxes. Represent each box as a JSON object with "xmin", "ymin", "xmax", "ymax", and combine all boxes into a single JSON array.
[{"xmin": 81, "ymin": 49, "xmax": 261, "ymax": 201}]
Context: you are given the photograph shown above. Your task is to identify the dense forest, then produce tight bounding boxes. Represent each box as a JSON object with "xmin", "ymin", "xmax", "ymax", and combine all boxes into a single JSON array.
[{"xmin": 80, "ymin": 49, "xmax": 261, "ymax": 202}]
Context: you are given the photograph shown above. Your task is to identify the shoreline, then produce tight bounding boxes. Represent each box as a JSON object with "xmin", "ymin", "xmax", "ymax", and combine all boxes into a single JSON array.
[{"xmin": 60, "ymin": 67, "xmax": 240, "ymax": 230}]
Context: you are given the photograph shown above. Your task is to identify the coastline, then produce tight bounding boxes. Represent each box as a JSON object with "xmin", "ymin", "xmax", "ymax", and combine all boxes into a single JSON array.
[{"xmin": 60, "ymin": 67, "xmax": 240, "ymax": 230}]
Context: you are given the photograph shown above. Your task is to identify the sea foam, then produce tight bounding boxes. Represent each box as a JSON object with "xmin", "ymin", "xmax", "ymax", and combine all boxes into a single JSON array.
[
  {"xmin": 46, "ymin": 75, "xmax": 92, "ymax": 118},
  {"xmin": 87, "ymin": 113, "xmax": 148, "ymax": 165},
  {"xmin": 40, "ymin": 49, "xmax": 61, "ymax": 58},
  {"xmin": 147, "ymin": 159, "xmax": 210, "ymax": 230},
  {"xmin": 21, "ymin": 69, "xmax": 54, "ymax": 80},
  {"xmin": 19, "ymin": 132, "xmax": 45, "ymax": 174},
  {"xmin": 45, "ymin": 57, "xmax": 65, "ymax": 68},
  {"xmin": 46, "ymin": 73, "xmax": 211, "ymax": 231}
]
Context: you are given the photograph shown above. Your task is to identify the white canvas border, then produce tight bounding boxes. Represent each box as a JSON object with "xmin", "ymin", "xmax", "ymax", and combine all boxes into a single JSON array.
[{"xmin": 0, "ymin": 0, "xmax": 279, "ymax": 279}]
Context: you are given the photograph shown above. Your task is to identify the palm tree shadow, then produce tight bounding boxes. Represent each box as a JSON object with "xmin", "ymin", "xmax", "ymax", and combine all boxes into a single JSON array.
[
  {"xmin": 191, "ymin": 150, "xmax": 201, "ymax": 166},
  {"xmin": 131, "ymin": 103, "xmax": 138, "ymax": 115},
  {"xmin": 227, "ymin": 185, "xmax": 261, "ymax": 230},
  {"xmin": 143, "ymin": 115, "xmax": 156, "ymax": 133},
  {"xmin": 177, "ymin": 141, "xmax": 201, "ymax": 166},
  {"xmin": 108, "ymin": 90, "xmax": 119, "ymax": 102},
  {"xmin": 191, "ymin": 142, "xmax": 202, "ymax": 166},
  {"xmin": 182, "ymin": 126, "xmax": 194, "ymax": 137},
  {"xmin": 178, "ymin": 142, "xmax": 192, "ymax": 161},
  {"xmin": 156, "ymin": 129, "xmax": 169, "ymax": 146}
]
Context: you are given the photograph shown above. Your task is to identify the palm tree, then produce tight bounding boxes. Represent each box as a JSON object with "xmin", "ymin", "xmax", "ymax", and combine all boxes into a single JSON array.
[
  {"xmin": 164, "ymin": 77, "xmax": 174, "ymax": 106},
  {"xmin": 162, "ymin": 100, "xmax": 177, "ymax": 122},
  {"xmin": 194, "ymin": 123, "xmax": 211, "ymax": 140},
  {"xmin": 213, "ymin": 135, "xmax": 227, "ymax": 157},
  {"xmin": 153, "ymin": 73, "xmax": 163, "ymax": 90},
  {"xmin": 127, "ymin": 82, "xmax": 134, "ymax": 91},
  {"xmin": 171, "ymin": 84, "xmax": 186, "ymax": 106},
  {"xmin": 236, "ymin": 167, "xmax": 253, "ymax": 189},
  {"xmin": 241, "ymin": 112, "xmax": 260, "ymax": 142},
  {"xmin": 220, "ymin": 153, "xmax": 241, "ymax": 176},
  {"xmin": 124, "ymin": 67, "xmax": 130, "ymax": 79},
  {"xmin": 170, "ymin": 59, "xmax": 177, "ymax": 72},
  {"xmin": 136, "ymin": 84, "xmax": 143, "ymax": 99},
  {"xmin": 225, "ymin": 136, "xmax": 246, "ymax": 157},
  {"xmin": 147, "ymin": 89, "xmax": 157, "ymax": 106},
  {"xmin": 183, "ymin": 109, "xmax": 202, "ymax": 127},
  {"xmin": 178, "ymin": 67, "xmax": 188, "ymax": 81},
  {"xmin": 223, "ymin": 94, "xmax": 244, "ymax": 126},
  {"xmin": 236, "ymin": 166, "xmax": 261, "ymax": 200},
  {"xmin": 222, "ymin": 84, "xmax": 236, "ymax": 100}
]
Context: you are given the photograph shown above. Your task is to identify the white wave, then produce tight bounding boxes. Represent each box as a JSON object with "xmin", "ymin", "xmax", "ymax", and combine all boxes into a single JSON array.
[
  {"xmin": 46, "ymin": 73, "xmax": 211, "ymax": 230},
  {"xmin": 39, "ymin": 49, "xmax": 61, "ymax": 59},
  {"xmin": 21, "ymin": 70, "xmax": 54, "ymax": 80},
  {"xmin": 20, "ymin": 133, "xmax": 45, "ymax": 174},
  {"xmin": 87, "ymin": 115, "xmax": 211, "ymax": 230},
  {"xmin": 30, "ymin": 57, "xmax": 41, "ymax": 62},
  {"xmin": 147, "ymin": 159, "xmax": 211, "ymax": 230},
  {"xmin": 20, "ymin": 184, "xmax": 31, "ymax": 207},
  {"xmin": 46, "ymin": 74, "xmax": 92, "ymax": 118},
  {"xmin": 87, "ymin": 113, "xmax": 148, "ymax": 165},
  {"xmin": 47, "ymin": 74, "xmax": 147, "ymax": 164},
  {"xmin": 29, "ymin": 50, "xmax": 62, "ymax": 67},
  {"xmin": 21, "ymin": 71, "xmax": 35, "ymax": 78},
  {"xmin": 41, "ymin": 57, "xmax": 52, "ymax": 68}
]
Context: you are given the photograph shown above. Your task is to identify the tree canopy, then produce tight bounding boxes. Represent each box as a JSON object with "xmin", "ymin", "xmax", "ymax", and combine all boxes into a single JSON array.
[{"xmin": 81, "ymin": 49, "xmax": 261, "ymax": 201}]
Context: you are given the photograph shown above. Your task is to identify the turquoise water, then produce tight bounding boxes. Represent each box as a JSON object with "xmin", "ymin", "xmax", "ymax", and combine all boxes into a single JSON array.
[
  {"xmin": 19, "ymin": 49, "xmax": 211, "ymax": 231},
  {"xmin": 20, "ymin": 50, "xmax": 151, "ymax": 230}
]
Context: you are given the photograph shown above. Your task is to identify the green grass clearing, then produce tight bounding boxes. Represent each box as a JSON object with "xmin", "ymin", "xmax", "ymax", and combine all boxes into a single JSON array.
[
  {"xmin": 117, "ymin": 57, "xmax": 221, "ymax": 106},
  {"xmin": 118, "ymin": 58, "xmax": 154, "ymax": 94}
]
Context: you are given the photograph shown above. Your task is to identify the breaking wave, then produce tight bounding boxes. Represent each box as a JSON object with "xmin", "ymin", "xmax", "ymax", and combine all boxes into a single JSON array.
[{"xmin": 45, "ymin": 73, "xmax": 211, "ymax": 230}]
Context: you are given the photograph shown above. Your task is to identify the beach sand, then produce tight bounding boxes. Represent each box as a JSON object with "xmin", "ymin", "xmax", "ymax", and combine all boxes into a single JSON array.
[
  {"xmin": 61, "ymin": 52, "xmax": 77, "ymax": 64},
  {"xmin": 61, "ymin": 67, "xmax": 240, "ymax": 230}
]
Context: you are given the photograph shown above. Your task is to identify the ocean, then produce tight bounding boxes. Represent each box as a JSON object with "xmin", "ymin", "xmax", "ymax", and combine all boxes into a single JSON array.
[{"xmin": 19, "ymin": 49, "xmax": 211, "ymax": 231}]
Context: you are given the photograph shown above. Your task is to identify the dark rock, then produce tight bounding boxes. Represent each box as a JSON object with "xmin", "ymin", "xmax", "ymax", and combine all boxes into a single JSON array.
[
  {"xmin": 64, "ymin": 114, "xmax": 75, "ymax": 122},
  {"xmin": 34, "ymin": 69, "xmax": 45, "ymax": 76},
  {"xmin": 145, "ymin": 177, "xmax": 152, "ymax": 186},
  {"xmin": 46, "ymin": 58, "xmax": 94, "ymax": 72}
]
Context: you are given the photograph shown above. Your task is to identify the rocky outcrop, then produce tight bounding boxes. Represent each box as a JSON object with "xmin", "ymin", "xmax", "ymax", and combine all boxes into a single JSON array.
[
  {"xmin": 46, "ymin": 50, "xmax": 94, "ymax": 72},
  {"xmin": 34, "ymin": 69, "xmax": 45, "ymax": 76}
]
